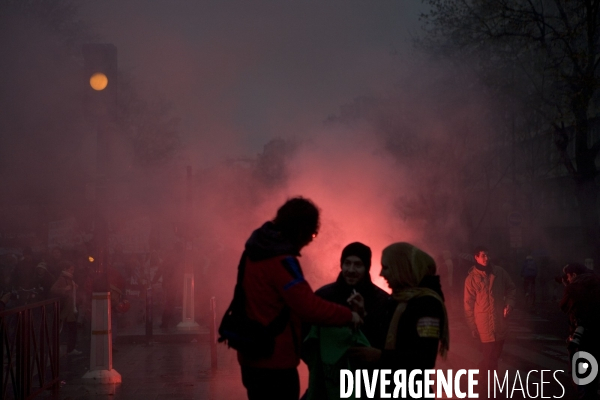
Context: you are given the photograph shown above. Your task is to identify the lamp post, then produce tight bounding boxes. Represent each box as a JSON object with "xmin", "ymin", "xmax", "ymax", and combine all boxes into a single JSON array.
[
  {"xmin": 177, "ymin": 166, "xmax": 200, "ymax": 331},
  {"xmin": 81, "ymin": 43, "xmax": 121, "ymax": 385}
]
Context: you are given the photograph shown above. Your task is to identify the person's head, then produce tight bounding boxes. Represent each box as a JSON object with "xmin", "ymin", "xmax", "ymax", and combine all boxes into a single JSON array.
[
  {"xmin": 380, "ymin": 242, "xmax": 436, "ymax": 291},
  {"xmin": 35, "ymin": 262, "xmax": 48, "ymax": 277},
  {"xmin": 563, "ymin": 263, "xmax": 589, "ymax": 284},
  {"xmin": 51, "ymin": 247, "xmax": 62, "ymax": 260},
  {"xmin": 59, "ymin": 261, "xmax": 75, "ymax": 275},
  {"xmin": 340, "ymin": 242, "xmax": 371, "ymax": 286},
  {"xmin": 273, "ymin": 197, "xmax": 320, "ymax": 249},
  {"xmin": 473, "ymin": 245, "xmax": 490, "ymax": 267}
]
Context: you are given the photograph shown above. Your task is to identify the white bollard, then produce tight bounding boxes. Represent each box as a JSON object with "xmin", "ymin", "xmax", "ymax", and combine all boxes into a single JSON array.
[{"xmin": 82, "ymin": 291, "xmax": 122, "ymax": 384}]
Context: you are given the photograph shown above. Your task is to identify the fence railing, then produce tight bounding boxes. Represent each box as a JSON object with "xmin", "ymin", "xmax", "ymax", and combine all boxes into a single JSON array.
[{"xmin": 0, "ymin": 298, "xmax": 60, "ymax": 400}]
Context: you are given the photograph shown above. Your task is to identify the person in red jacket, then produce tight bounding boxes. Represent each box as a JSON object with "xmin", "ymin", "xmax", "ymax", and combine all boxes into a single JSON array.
[{"xmin": 238, "ymin": 197, "xmax": 363, "ymax": 400}]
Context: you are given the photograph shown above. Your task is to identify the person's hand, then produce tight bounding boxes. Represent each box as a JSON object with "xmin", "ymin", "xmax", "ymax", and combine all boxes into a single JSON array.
[
  {"xmin": 347, "ymin": 291, "xmax": 366, "ymax": 318},
  {"xmin": 504, "ymin": 304, "xmax": 512, "ymax": 318},
  {"xmin": 1, "ymin": 292, "xmax": 11, "ymax": 304},
  {"xmin": 64, "ymin": 285, "xmax": 72, "ymax": 292},
  {"xmin": 348, "ymin": 347, "xmax": 382, "ymax": 364},
  {"xmin": 350, "ymin": 311, "xmax": 363, "ymax": 329},
  {"xmin": 471, "ymin": 330, "xmax": 480, "ymax": 339}
]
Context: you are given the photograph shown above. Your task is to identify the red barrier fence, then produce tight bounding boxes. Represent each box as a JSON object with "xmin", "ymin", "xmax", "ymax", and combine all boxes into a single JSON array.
[{"xmin": 0, "ymin": 298, "xmax": 60, "ymax": 399}]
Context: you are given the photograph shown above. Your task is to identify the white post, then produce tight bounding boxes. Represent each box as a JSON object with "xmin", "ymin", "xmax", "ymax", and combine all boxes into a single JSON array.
[
  {"xmin": 177, "ymin": 272, "xmax": 200, "ymax": 331},
  {"xmin": 82, "ymin": 292, "xmax": 122, "ymax": 384}
]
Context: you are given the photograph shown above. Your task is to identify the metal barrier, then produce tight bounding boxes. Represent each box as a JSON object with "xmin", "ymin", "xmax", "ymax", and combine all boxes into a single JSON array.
[{"xmin": 0, "ymin": 298, "xmax": 60, "ymax": 400}]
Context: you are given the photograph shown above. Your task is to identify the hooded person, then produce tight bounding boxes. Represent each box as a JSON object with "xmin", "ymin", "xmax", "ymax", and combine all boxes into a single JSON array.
[
  {"xmin": 34, "ymin": 262, "xmax": 55, "ymax": 300},
  {"xmin": 51, "ymin": 261, "xmax": 81, "ymax": 355},
  {"xmin": 349, "ymin": 242, "xmax": 449, "ymax": 378},
  {"xmin": 313, "ymin": 242, "xmax": 390, "ymax": 348}
]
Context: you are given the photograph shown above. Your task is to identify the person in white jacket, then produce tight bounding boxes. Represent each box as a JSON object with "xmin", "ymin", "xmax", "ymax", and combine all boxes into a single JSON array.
[{"xmin": 464, "ymin": 246, "xmax": 516, "ymax": 372}]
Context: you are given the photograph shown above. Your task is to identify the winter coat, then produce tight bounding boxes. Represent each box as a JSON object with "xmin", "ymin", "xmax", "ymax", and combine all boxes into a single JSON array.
[
  {"xmin": 560, "ymin": 272, "xmax": 600, "ymax": 351},
  {"xmin": 464, "ymin": 264, "xmax": 516, "ymax": 343},
  {"xmin": 238, "ymin": 222, "xmax": 353, "ymax": 369},
  {"xmin": 381, "ymin": 275, "xmax": 446, "ymax": 371},
  {"xmin": 34, "ymin": 270, "xmax": 56, "ymax": 301},
  {"xmin": 51, "ymin": 273, "xmax": 77, "ymax": 322},
  {"xmin": 315, "ymin": 272, "xmax": 391, "ymax": 349}
]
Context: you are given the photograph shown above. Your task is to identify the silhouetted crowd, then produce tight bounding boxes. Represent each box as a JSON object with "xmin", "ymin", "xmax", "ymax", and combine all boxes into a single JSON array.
[{"xmin": 0, "ymin": 244, "xmax": 186, "ymax": 355}]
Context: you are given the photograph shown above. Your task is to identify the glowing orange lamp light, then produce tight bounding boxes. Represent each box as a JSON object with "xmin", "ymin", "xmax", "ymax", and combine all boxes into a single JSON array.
[{"xmin": 89, "ymin": 72, "xmax": 108, "ymax": 91}]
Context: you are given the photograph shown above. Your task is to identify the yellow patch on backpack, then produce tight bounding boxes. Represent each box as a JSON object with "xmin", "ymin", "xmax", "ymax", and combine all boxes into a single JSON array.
[{"xmin": 416, "ymin": 317, "xmax": 440, "ymax": 338}]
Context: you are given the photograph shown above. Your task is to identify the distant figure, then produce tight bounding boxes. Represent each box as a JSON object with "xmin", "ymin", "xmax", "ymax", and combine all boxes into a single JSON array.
[
  {"xmin": 464, "ymin": 246, "xmax": 516, "ymax": 373},
  {"xmin": 51, "ymin": 261, "xmax": 81, "ymax": 356},
  {"xmin": 521, "ymin": 255, "xmax": 538, "ymax": 307},
  {"xmin": 34, "ymin": 262, "xmax": 55, "ymax": 300},
  {"xmin": 560, "ymin": 263, "xmax": 600, "ymax": 399},
  {"xmin": 155, "ymin": 244, "xmax": 183, "ymax": 330},
  {"xmin": 442, "ymin": 250, "xmax": 454, "ymax": 290},
  {"xmin": 584, "ymin": 258, "xmax": 594, "ymax": 271}
]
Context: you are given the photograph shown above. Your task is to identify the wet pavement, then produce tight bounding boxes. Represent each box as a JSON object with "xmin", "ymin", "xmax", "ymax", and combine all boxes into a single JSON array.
[
  {"xmin": 42, "ymin": 336, "xmax": 249, "ymax": 399},
  {"xmin": 37, "ymin": 303, "xmax": 580, "ymax": 400}
]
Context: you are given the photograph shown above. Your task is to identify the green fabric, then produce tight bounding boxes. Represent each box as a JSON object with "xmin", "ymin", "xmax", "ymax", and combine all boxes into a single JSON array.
[{"xmin": 304, "ymin": 326, "xmax": 370, "ymax": 400}]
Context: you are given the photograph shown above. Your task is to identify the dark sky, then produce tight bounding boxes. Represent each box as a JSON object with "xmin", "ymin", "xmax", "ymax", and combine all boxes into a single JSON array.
[{"xmin": 79, "ymin": 0, "xmax": 425, "ymax": 165}]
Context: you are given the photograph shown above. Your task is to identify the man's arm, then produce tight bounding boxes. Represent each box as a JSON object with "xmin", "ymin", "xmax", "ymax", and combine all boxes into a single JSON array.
[
  {"xmin": 274, "ymin": 256, "xmax": 353, "ymax": 326},
  {"xmin": 463, "ymin": 276, "xmax": 477, "ymax": 334}
]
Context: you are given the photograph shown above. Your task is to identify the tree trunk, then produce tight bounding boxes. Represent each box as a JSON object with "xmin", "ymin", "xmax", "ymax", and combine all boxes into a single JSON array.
[
  {"xmin": 574, "ymin": 179, "xmax": 600, "ymax": 262},
  {"xmin": 572, "ymin": 92, "xmax": 600, "ymax": 261}
]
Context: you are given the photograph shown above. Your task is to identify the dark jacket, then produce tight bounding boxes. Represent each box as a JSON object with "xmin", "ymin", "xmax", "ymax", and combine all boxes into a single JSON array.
[
  {"xmin": 560, "ymin": 272, "xmax": 600, "ymax": 351},
  {"xmin": 381, "ymin": 275, "xmax": 445, "ymax": 371},
  {"xmin": 34, "ymin": 270, "xmax": 56, "ymax": 300},
  {"xmin": 238, "ymin": 222, "xmax": 353, "ymax": 369},
  {"xmin": 315, "ymin": 272, "xmax": 391, "ymax": 349}
]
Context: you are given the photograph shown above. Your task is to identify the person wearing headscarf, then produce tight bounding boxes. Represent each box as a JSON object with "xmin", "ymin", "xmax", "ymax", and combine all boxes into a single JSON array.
[{"xmin": 349, "ymin": 242, "xmax": 449, "ymax": 375}]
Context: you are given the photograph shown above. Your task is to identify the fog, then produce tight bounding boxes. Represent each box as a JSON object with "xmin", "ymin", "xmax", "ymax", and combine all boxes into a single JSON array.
[{"xmin": 0, "ymin": 1, "xmax": 569, "ymax": 344}]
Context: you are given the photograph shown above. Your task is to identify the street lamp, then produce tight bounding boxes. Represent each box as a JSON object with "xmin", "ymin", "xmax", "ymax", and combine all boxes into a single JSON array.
[
  {"xmin": 89, "ymin": 73, "xmax": 109, "ymax": 91},
  {"xmin": 81, "ymin": 43, "xmax": 121, "ymax": 385}
]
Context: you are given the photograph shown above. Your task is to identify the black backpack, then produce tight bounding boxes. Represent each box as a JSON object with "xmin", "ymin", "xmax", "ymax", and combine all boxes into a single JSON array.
[{"xmin": 218, "ymin": 252, "xmax": 289, "ymax": 359}]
